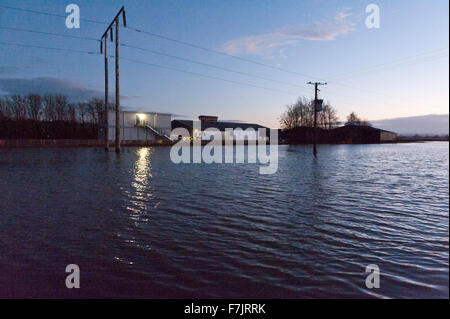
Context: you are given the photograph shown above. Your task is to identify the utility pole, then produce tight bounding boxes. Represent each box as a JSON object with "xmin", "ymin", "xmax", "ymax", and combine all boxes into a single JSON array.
[
  {"xmin": 100, "ymin": 6, "xmax": 126, "ymax": 154},
  {"xmin": 101, "ymin": 34, "xmax": 109, "ymax": 151},
  {"xmin": 307, "ymin": 81, "xmax": 327, "ymax": 157},
  {"xmin": 115, "ymin": 20, "xmax": 120, "ymax": 153}
]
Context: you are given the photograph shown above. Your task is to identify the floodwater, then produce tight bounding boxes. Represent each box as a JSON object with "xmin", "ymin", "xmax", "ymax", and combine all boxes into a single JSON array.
[{"xmin": 0, "ymin": 142, "xmax": 448, "ymax": 298}]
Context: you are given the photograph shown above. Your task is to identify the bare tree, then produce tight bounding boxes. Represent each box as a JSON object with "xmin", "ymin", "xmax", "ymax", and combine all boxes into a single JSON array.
[
  {"xmin": 281, "ymin": 97, "xmax": 338, "ymax": 129},
  {"xmin": 27, "ymin": 94, "xmax": 42, "ymax": 121},
  {"xmin": 280, "ymin": 97, "xmax": 312, "ymax": 129},
  {"xmin": 10, "ymin": 95, "xmax": 27, "ymax": 120},
  {"xmin": 94, "ymin": 98, "xmax": 105, "ymax": 124},
  {"xmin": 319, "ymin": 102, "xmax": 339, "ymax": 129},
  {"xmin": 345, "ymin": 112, "xmax": 372, "ymax": 126},
  {"xmin": 86, "ymin": 98, "xmax": 104, "ymax": 124},
  {"xmin": 43, "ymin": 94, "xmax": 57, "ymax": 121},
  {"xmin": 54, "ymin": 95, "xmax": 68, "ymax": 121},
  {"xmin": 77, "ymin": 102, "xmax": 87, "ymax": 123},
  {"xmin": 297, "ymin": 97, "xmax": 314, "ymax": 127},
  {"xmin": 280, "ymin": 104, "xmax": 301, "ymax": 129},
  {"xmin": 0, "ymin": 97, "xmax": 12, "ymax": 119},
  {"xmin": 67, "ymin": 103, "xmax": 77, "ymax": 122},
  {"xmin": 346, "ymin": 111, "xmax": 362, "ymax": 126}
]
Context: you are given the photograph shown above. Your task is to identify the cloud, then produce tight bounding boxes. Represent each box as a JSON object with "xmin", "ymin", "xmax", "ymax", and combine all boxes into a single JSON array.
[
  {"xmin": 221, "ymin": 11, "xmax": 354, "ymax": 56},
  {"xmin": 0, "ymin": 77, "xmax": 107, "ymax": 102}
]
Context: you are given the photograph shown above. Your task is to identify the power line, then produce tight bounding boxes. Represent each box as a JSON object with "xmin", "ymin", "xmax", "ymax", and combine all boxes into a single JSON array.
[
  {"xmin": 1, "ymin": 21, "xmax": 434, "ymax": 104},
  {"xmin": 0, "ymin": 4, "xmax": 107, "ymax": 25},
  {"xmin": 0, "ymin": 40, "xmax": 415, "ymax": 111},
  {"xmin": 122, "ymin": 27, "xmax": 448, "ymax": 103},
  {"xmin": 3, "ymin": 4, "xmax": 445, "ymax": 110},
  {"xmin": 126, "ymin": 26, "xmax": 445, "ymax": 105},
  {"xmin": 0, "ymin": 26, "xmax": 99, "ymax": 41},
  {"xmin": 0, "ymin": 41, "xmax": 385, "ymax": 109},
  {"xmin": 126, "ymin": 26, "xmax": 323, "ymax": 81},
  {"xmin": 0, "ymin": 41, "xmax": 297, "ymax": 96},
  {"xmin": 0, "ymin": 41, "xmax": 97, "ymax": 55},
  {"xmin": 0, "ymin": 24, "xmax": 383, "ymax": 104},
  {"xmin": 0, "ymin": 3, "xmax": 321, "ymax": 81},
  {"xmin": 0, "ymin": 24, "xmax": 311, "ymax": 92},
  {"xmin": 0, "ymin": 25, "xmax": 309, "ymax": 91},
  {"xmin": 325, "ymin": 49, "xmax": 449, "ymax": 103},
  {"xmin": 120, "ymin": 56, "xmax": 298, "ymax": 95},
  {"xmin": 120, "ymin": 43, "xmax": 310, "ymax": 92},
  {"xmin": 326, "ymin": 47, "xmax": 449, "ymax": 81},
  {"xmin": 1, "ymin": 4, "xmax": 443, "ymax": 105}
]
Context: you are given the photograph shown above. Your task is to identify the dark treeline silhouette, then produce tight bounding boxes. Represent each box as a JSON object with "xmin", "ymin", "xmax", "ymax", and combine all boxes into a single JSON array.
[
  {"xmin": 279, "ymin": 98, "xmax": 380, "ymax": 144},
  {"xmin": 0, "ymin": 94, "xmax": 107, "ymax": 139}
]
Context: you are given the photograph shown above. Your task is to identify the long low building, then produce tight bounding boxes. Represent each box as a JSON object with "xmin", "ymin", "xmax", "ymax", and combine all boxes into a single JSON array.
[
  {"xmin": 330, "ymin": 125, "xmax": 397, "ymax": 143},
  {"xmin": 172, "ymin": 115, "xmax": 270, "ymax": 142},
  {"xmin": 281, "ymin": 125, "xmax": 398, "ymax": 144},
  {"xmin": 101, "ymin": 110, "xmax": 172, "ymax": 143}
]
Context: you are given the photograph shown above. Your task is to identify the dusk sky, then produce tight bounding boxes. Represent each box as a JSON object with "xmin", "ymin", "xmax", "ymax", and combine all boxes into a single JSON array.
[{"xmin": 0, "ymin": 0, "xmax": 448, "ymax": 128}]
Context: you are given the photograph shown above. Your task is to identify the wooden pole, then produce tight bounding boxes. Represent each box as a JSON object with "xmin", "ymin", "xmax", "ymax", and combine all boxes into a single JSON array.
[
  {"xmin": 104, "ymin": 36, "xmax": 109, "ymax": 151},
  {"xmin": 307, "ymin": 81, "xmax": 326, "ymax": 157},
  {"xmin": 115, "ymin": 19, "xmax": 121, "ymax": 153},
  {"xmin": 99, "ymin": 7, "xmax": 125, "ymax": 153},
  {"xmin": 313, "ymin": 83, "xmax": 318, "ymax": 157}
]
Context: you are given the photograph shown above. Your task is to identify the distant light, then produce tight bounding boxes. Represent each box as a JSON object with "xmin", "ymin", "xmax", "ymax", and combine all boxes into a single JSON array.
[{"xmin": 137, "ymin": 113, "xmax": 146, "ymax": 120}]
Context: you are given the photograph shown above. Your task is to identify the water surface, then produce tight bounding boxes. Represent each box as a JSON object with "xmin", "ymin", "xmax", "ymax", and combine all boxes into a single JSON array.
[{"xmin": 0, "ymin": 142, "xmax": 448, "ymax": 298}]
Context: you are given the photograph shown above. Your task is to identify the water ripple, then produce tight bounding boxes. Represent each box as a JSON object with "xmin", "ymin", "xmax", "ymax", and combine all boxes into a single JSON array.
[{"xmin": 0, "ymin": 143, "xmax": 448, "ymax": 298}]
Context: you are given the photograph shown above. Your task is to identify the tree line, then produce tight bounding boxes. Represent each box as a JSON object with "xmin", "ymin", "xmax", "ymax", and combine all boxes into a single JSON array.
[
  {"xmin": 0, "ymin": 94, "xmax": 107, "ymax": 124},
  {"xmin": 0, "ymin": 94, "xmax": 109, "ymax": 139}
]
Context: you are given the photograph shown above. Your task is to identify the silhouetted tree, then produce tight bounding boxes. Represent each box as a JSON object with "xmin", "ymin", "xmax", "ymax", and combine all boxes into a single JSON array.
[
  {"xmin": 55, "ymin": 95, "xmax": 68, "ymax": 121},
  {"xmin": 346, "ymin": 112, "xmax": 361, "ymax": 126},
  {"xmin": 10, "ymin": 95, "xmax": 27, "ymax": 120},
  {"xmin": 0, "ymin": 97, "xmax": 12, "ymax": 119},
  {"xmin": 318, "ymin": 101, "xmax": 339, "ymax": 129},
  {"xmin": 280, "ymin": 96, "xmax": 338, "ymax": 129},
  {"xmin": 86, "ymin": 98, "xmax": 105, "ymax": 124},
  {"xmin": 67, "ymin": 103, "xmax": 77, "ymax": 122},
  {"xmin": 43, "ymin": 94, "xmax": 57, "ymax": 121},
  {"xmin": 280, "ymin": 104, "xmax": 301, "ymax": 129},
  {"xmin": 346, "ymin": 111, "xmax": 371, "ymax": 126},
  {"xmin": 27, "ymin": 94, "xmax": 42, "ymax": 121},
  {"xmin": 77, "ymin": 102, "xmax": 87, "ymax": 123}
]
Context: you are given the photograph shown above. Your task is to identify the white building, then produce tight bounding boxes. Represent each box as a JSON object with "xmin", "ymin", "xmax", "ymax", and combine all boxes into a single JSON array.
[
  {"xmin": 106, "ymin": 110, "xmax": 172, "ymax": 143},
  {"xmin": 171, "ymin": 115, "xmax": 270, "ymax": 143}
]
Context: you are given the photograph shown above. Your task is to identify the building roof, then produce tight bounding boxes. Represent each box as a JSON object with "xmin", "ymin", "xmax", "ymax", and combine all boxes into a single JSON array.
[
  {"xmin": 334, "ymin": 125, "xmax": 397, "ymax": 134},
  {"xmin": 172, "ymin": 119, "xmax": 268, "ymax": 131}
]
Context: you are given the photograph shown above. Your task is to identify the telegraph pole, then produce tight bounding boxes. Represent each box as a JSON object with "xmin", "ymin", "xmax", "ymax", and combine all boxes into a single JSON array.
[
  {"xmin": 115, "ymin": 19, "xmax": 120, "ymax": 153},
  {"xmin": 101, "ymin": 34, "xmax": 109, "ymax": 151},
  {"xmin": 307, "ymin": 81, "xmax": 327, "ymax": 157},
  {"xmin": 100, "ymin": 6, "xmax": 126, "ymax": 154}
]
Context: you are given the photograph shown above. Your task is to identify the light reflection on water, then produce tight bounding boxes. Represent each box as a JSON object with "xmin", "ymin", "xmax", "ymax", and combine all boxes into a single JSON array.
[{"xmin": 0, "ymin": 142, "xmax": 448, "ymax": 298}]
